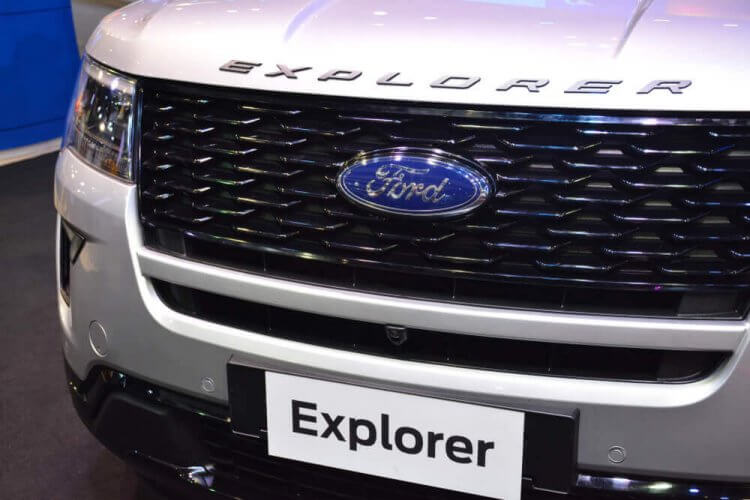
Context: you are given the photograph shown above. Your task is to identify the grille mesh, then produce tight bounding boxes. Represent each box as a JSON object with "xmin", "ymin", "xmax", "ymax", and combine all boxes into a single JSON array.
[{"xmin": 139, "ymin": 80, "xmax": 750, "ymax": 313}]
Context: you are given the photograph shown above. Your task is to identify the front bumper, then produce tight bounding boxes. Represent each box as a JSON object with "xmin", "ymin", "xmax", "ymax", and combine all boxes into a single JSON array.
[
  {"xmin": 66, "ymin": 363, "xmax": 750, "ymax": 500},
  {"xmin": 56, "ymin": 147, "xmax": 750, "ymax": 489}
]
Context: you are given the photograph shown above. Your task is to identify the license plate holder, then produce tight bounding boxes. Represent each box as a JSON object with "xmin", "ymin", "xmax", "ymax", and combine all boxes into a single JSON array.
[{"xmin": 227, "ymin": 362, "xmax": 578, "ymax": 495}]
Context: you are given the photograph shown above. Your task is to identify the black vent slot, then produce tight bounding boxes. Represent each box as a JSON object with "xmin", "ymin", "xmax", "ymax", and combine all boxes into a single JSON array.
[
  {"xmin": 58, "ymin": 219, "xmax": 85, "ymax": 305},
  {"xmin": 59, "ymin": 221, "xmax": 71, "ymax": 304}
]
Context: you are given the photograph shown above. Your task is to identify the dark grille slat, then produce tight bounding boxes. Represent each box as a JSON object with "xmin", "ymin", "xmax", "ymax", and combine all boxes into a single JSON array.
[
  {"xmin": 192, "ymin": 142, "xmax": 257, "ymax": 157},
  {"xmin": 387, "ymin": 131, "xmax": 476, "ymax": 145},
  {"xmin": 238, "ymin": 103, "xmax": 302, "ymax": 115},
  {"xmin": 194, "ymin": 113, "xmax": 261, "ymax": 126},
  {"xmin": 496, "ymin": 170, "xmax": 591, "ymax": 186},
  {"xmin": 142, "ymin": 131, "xmax": 174, "ymax": 142},
  {"xmin": 323, "ymin": 206, "xmax": 385, "ymax": 223},
  {"xmin": 672, "ymin": 225, "xmax": 749, "ymax": 243},
  {"xmin": 155, "ymin": 207, "xmax": 213, "ymax": 225},
  {"xmin": 561, "ymin": 158, "xmax": 645, "ymax": 172},
  {"xmin": 225, "ymin": 161, "xmax": 304, "ymax": 178},
  {"xmin": 159, "ymin": 149, "xmax": 213, "ymax": 165},
  {"xmin": 322, "ymin": 234, "xmax": 399, "ymax": 254},
  {"xmin": 157, "ymin": 122, "xmax": 215, "ymax": 135},
  {"xmin": 276, "ymin": 181, "xmax": 337, "ymax": 200},
  {"xmin": 142, "ymin": 188, "xmax": 174, "ymax": 201},
  {"xmin": 237, "ymin": 133, "xmax": 307, "ymax": 147},
  {"xmin": 684, "ymin": 192, "xmax": 750, "ymax": 208},
  {"xmin": 142, "ymin": 159, "xmax": 176, "ymax": 171},
  {"xmin": 153, "ymin": 92, "xmax": 211, "ymax": 105},
  {"xmin": 576, "ymin": 127, "xmax": 655, "ymax": 137},
  {"xmin": 424, "ymin": 241, "xmax": 501, "ymax": 266},
  {"xmin": 729, "ymin": 247, "xmax": 750, "ymax": 259},
  {"xmin": 143, "ymin": 103, "xmax": 174, "ymax": 113},
  {"xmin": 234, "ymin": 222, "xmax": 300, "ymax": 241},
  {"xmin": 602, "ymin": 241, "xmax": 694, "ymax": 260},
  {"xmin": 500, "ymin": 137, "xmax": 601, "ymax": 152},
  {"xmin": 660, "ymin": 261, "xmax": 748, "ymax": 277},
  {"xmin": 155, "ymin": 179, "xmax": 211, "ymax": 195},
  {"xmin": 376, "ymin": 227, "xmax": 456, "ymax": 244},
  {"xmin": 232, "ymin": 191, "xmax": 302, "ymax": 209},
  {"xmin": 536, "ymin": 256, "xmax": 624, "ymax": 274},
  {"xmin": 139, "ymin": 81, "xmax": 750, "ymax": 318},
  {"xmin": 627, "ymin": 142, "xmax": 735, "ymax": 156},
  {"xmin": 192, "ymin": 171, "xmax": 256, "ymax": 187},
  {"xmin": 276, "ymin": 213, "xmax": 348, "ymax": 232},
  {"xmin": 281, "ymin": 122, "xmax": 361, "ymax": 137},
  {"xmin": 611, "ymin": 207, "xmax": 708, "ymax": 225},
  {"xmin": 619, "ymin": 174, "xmax": 721, "ymax": 190},
  {"xmin": 193, "ymin": 201, "xmax": 255, "ymax": 217},
  {"xmin": 485, "ymin": 237, "xmax": 568, "ymax": 254},
  {"xmin": 553, "ymin": 187, "xmax": 650, "ymax": 206},
  {"xmin": 695, "ymin": 158, "xmax": 750, "ymax": 174},
  {"xmin": 546, "ymin": 222, "xmax": 637, "ymax": 240}
]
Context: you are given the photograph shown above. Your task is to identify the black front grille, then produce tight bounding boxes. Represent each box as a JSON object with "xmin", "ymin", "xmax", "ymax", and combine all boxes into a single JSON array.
[
  {"xmin": 139, "ymin": 80, "xmax": 750, "ymax": 317},
  {"xmin": 153, "ymin": 280, "xmax": 727, "ymax": 383}
]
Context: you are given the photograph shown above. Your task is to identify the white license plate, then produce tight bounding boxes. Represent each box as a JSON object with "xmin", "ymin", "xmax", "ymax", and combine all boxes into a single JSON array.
[{"xmin": 265, "ymin": 372, "xmax": 525, "ymax": 500}]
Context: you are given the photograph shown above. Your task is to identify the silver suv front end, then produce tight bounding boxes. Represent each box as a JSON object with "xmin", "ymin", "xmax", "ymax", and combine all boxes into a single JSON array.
[{"xmin": 57, "ymin": 57, "xmax": 750, "ymax": 498}]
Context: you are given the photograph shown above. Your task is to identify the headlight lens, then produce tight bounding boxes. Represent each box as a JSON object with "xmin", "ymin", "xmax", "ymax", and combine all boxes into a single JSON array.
[{"xmin": 64, "ymin": 57, "xmax": 137, "ymax": 182}]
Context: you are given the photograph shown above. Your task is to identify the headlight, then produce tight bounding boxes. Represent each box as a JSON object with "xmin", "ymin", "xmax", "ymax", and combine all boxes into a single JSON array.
[{"xmin": 64, "ymin": 57, "xmax": 137, "ymax": 182}]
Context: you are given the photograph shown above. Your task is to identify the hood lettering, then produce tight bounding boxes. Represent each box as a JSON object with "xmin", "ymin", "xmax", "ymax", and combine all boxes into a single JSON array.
[{"xmin": 219, "ymin": 60, "xmax": 691, "ymax": 95}]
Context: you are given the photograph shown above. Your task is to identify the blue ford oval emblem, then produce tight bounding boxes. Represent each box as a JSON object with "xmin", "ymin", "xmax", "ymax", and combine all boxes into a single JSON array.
[{"xmin": 336, "ymin": 148, "xmax": 493, "ymax": 218}]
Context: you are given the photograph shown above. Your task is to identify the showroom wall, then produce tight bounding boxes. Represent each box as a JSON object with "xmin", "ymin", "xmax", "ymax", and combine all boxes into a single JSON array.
[
  {"xmin": 0, "ymin": 1, "xmax": 79, "ymax": 150},
  {"xmin": 0, "ymin": 0, "xmax": 129, "ymax": 154}
]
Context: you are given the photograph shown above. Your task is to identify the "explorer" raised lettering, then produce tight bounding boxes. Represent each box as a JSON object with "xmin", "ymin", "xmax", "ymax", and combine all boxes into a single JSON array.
[{"xmin": 291, "ymin": 399, "xmax": 496, "ymax": 467}]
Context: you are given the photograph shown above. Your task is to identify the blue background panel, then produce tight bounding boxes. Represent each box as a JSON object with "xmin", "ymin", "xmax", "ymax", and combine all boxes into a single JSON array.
[
  {"xmin": 0, "ymin": 1, "xmax": 72, "ymax": 15},
  {"xmin": 0, "ymin": 4, "xmax": 79, "ymax": 149}
]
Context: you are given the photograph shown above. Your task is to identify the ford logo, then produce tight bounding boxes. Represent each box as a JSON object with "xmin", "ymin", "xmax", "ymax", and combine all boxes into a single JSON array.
[{"xmin": 336, "ymin": 148, "xmax": 493, "ymax": 218}]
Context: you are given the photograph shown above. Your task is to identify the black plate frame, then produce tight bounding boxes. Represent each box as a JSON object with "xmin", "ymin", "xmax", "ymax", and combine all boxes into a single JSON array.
[{"xmin": 227, "ymin": 362, "xmax": 578, "ymax": 494}]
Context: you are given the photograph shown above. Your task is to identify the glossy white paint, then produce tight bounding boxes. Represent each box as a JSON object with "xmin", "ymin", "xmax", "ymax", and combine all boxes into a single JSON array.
[{"xmin": 86, "ymin": 0, "xmax": 750, "ymax": 111}]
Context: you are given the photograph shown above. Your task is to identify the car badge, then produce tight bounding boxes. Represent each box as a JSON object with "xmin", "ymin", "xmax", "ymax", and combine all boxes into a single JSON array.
[{"xmin": 336, "ymin": 148, "xmax": 493, "ymax": 218}]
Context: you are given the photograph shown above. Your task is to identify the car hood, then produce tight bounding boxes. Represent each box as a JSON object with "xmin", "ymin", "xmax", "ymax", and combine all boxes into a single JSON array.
[{"xmin": 87, "ymin": 0, "xmax": 750, "ymax": 112}]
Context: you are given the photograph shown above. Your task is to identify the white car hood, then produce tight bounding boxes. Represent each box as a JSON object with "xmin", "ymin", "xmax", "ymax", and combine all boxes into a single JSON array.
[{"xmin": 87, "ymin": 0, "xmax": 750, "ymax": 112}]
